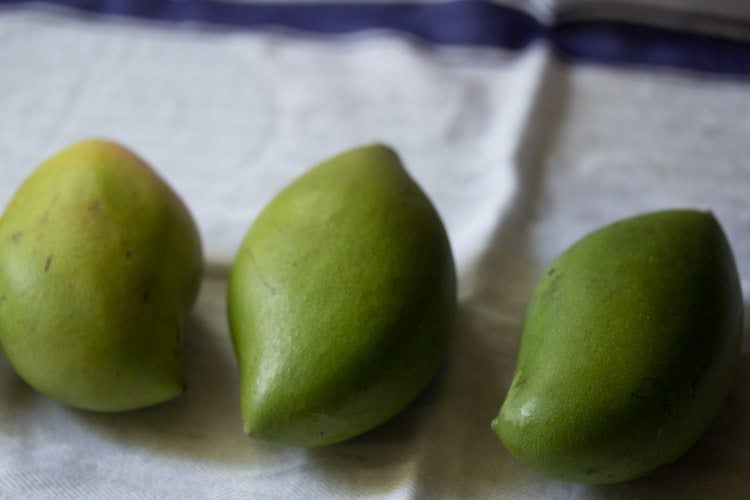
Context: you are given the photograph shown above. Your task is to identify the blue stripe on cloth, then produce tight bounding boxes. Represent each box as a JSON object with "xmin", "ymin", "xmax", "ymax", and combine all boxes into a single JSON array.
[
  {"xmin": 552, "ymin": 21, "xmax": 750, "ymax": 75},
  {"xmin": 2, "ymin": 0, "xmax": 750, "ymax": 75},
  {"xmin": 0, "ymin": 0, "xmax": 542, "ymax": 49}
]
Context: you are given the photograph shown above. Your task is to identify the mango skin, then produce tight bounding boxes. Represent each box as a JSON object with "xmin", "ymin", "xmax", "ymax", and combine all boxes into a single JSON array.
[
  {"xmin": 0, "ymin": 139, "xmax": 202, "ymax": 411},
  {"xmin": 228, "ymin": 144, "xmax": 456, "ymax": 447},
  {"xmin": 492, "ymin": 210, "xmax": 743, "ymax": 484}
]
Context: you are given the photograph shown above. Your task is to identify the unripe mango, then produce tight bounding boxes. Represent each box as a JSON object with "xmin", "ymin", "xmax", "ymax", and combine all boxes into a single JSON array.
[
  {"xmin": 228, "ymin": 144, "xmax": 456, "ymax": 446},
  {"xmin": 0, "ymin": 139, "xmax": 202, "ymax": 411},
  {"xmin": 492, "ymin": 210, "xmax": 743, "ymax": 483}
]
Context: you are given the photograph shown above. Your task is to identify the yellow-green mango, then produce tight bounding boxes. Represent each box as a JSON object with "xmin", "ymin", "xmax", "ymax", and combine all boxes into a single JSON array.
[
  {"xmin": 492, "ymin": 210, "xmax": 743, "ymax": 483},
  {"xmin": 0, "ymin": 139, "xmax": 202, "ymax": 411},
  {"xmin": 228, "ymin": 144, "xmax": 456, "ymax": 446}
]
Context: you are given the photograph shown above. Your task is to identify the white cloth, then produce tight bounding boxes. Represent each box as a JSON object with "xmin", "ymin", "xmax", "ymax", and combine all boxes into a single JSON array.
[{"xmin": 1, "ymin": 3, "xmax": 749, "ymax": 498}]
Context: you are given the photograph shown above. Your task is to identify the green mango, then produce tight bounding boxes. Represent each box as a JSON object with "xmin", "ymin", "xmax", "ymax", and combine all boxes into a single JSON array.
[
  {"xmin": 0, "ymin": 139, "xmax": 202, "ymax": 411},
  {"xmin": 228, "ymin": 144, "xmax": 456, "ymax": 446},
  {"xmin": 492, "ymin": 210, "xmax": 743, "ymax": 483}
]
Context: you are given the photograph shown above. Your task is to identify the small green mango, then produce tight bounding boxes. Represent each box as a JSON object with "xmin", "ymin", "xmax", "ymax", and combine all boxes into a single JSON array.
[
  {"xmin": 492, "ymin": 210, "xmax": 743, "ymax": 483},
  {"xmin": 228, "ymin": 144, "xmax": 456, "ymax": 446},
  {"xmin": 0, "ymin": 139, "xmax": 202, "ymax": 411}
]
